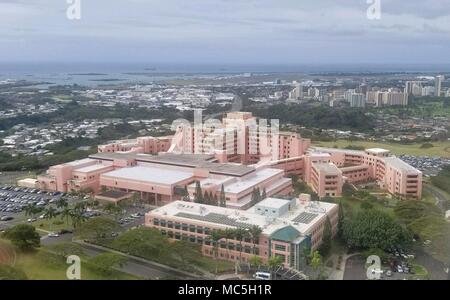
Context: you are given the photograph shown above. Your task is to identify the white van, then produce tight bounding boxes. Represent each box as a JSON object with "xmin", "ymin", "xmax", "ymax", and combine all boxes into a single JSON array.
[{"xmin": 253, "ymin": 272, "xmax": 272, "ymax": 280}]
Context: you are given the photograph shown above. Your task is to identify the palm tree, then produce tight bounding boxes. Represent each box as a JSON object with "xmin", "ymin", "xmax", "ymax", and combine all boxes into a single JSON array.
[
  {"xmin": 223, "ymin": 228, "xmax": 235, "ymax": 260},
  {"xmin": 44, "ymin": 206, "xmax": 58, "ymax": 232},
  {"xmin": 210, "ymin": 230, "xmax": 225, "ymax": 274},
  {"xmin": 268, "ymin": 255, "xmax": 283, "ymax": 279},
  {"xmin": 70, "ymin": 202, "xmax": 88, "ymax": 229},
  {"xmin": 104, "ymin": 203, "xmax": 122, "ymax": 221},
  {"xmin": 60, "ymin": 207, "xmax": 72, "ymax": 226},
  {"xmin": 55, "ymin": 197, "xmax": 68, "ymax": 209},
  {"xmin": 233, "ymin": 227, "xmax": 249, "ymax": 263},
  {"xmin": 24, "ymin": 204, "xmax": 38, "ymax": 219},
  {"xmin": 249, "ymin": 255, "xmax": 263, "ymax": 268},
  {"xmin": 248, "ymin": 225, "xmax": 262, "ymax": 255}
]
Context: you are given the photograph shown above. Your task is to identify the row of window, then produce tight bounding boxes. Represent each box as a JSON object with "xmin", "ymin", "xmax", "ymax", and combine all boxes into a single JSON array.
[
  {"xmin": 160, "ymin": 230, "xmax": 260, "ymax": 254},
  {"xmin": 153, "ymin": 219, "xmax": 258, "ymax": 243}
]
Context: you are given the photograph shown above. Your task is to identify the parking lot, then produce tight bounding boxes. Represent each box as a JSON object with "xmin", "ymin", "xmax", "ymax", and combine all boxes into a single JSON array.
[
  {"xmin": 0, "ymin": 185, "xmax": 67, "ymax": 229},
  {"xmin": 0, "ymin": 184, "xmax": 149, "ymax": 237},
  {"xmin": 343, "ymin": 247, "xmax": 432, "ymax": 280}
]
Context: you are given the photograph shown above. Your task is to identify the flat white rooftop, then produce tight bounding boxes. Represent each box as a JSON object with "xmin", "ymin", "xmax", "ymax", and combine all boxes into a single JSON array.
[
  {"xmin": 366, "ymin": 148, "xmax": 390, "ymax": 154},
  {"xmin": 102, "ymin": 166, "xmax": 193, "ymax": 185},
  {"xmin": 224, "ymin": 168, "xmax": 284, "ymax": 194},
  {"xmin": 383, "ymin": 157, "xmax": 421, "ymax": 173},
  {"xmin": 66, "ymin": 158, "xmax": 94, "ymax": 167},
  {"xmin": 311, "ymin": 147, "xmax": 364, "ymax": 156},
  {"xmin": 312, "ymin": 162, "xmax": 341, "ymax": 174},
  {"xmin": 75, "ymin": 163, "xmax": 112, "ymax": 173},
  {"xmin": 254, "ymin": 197, "xmax": 291, "ymax": 209},
  {"xmin": 148, "ymin": 198, "xmax": 337, "ymax": 236}
]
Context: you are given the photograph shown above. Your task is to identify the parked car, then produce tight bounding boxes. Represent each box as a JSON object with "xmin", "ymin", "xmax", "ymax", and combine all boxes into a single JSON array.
[{"xmin": 253, "ymin": 272, "xmax": 271, "ymax": 280}]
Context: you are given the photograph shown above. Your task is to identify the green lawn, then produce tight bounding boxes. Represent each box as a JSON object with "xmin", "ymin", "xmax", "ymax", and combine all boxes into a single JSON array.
[
  {"xmin": 195, "ymin": 256, "xmax": 235, "ymax": 274},
  {"xmin": 15, "ymin": 250, "xmax": 138, "ymax": 280},
  {"xmin": 33, "ymin": 217, "xmax": 73, "ymax": 234},
  {"xmin": 337, "ymin": 190, "xmax": 396, "ymax": 219},
  {"xmin": 0, "ymin": 239, "xmax": 139, "ymax": 280},
  {"xmin": 313, "ymin": 140, "xmax": 450, "ymax": 157}
]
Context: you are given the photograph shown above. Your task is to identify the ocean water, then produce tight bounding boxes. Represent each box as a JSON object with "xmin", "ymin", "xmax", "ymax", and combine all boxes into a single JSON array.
[{"xmin": 1, "ymin": 62, "xmax": 450, "ymax": 87}]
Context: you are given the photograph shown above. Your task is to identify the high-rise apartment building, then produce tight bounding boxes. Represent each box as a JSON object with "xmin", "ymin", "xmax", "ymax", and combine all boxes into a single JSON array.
[{"xmin": 435, "ymin": 75, "xmax": 444, "ymax": 97}]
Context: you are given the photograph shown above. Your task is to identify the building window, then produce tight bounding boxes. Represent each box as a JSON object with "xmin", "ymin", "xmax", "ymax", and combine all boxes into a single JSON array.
[{"xmin": 274, "ymin": 244, "xmax": 286, "ymax": 251}]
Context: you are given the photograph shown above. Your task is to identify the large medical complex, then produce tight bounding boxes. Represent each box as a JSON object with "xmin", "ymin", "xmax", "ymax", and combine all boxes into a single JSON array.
[{"xmin": 33, "ymin": 112, "xmax": 422, "ymax": 269}]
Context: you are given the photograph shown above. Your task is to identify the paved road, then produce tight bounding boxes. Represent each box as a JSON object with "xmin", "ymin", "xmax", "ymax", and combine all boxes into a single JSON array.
[
  {"xmin": 413, "ymin": 245, "xmax": 448, "ymax": 280},
  {"xmin": 231, "ymin": 95, "xmax": 243, "ymax": 111},
  {"xmin": 343, "ymin": 255, "xmax": 367, "ymax": 280},
  {"xmin": 424, "ymin": 184, "xmax": 449, "ymax": 212}
]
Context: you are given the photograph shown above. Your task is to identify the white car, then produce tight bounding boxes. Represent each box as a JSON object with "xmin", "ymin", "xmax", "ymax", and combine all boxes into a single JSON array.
[
  {"xmin": 48, "ymin": 232, "xmax": 60, "ymax": 238},
  {"xmin": 27, "ymin": 218, "xmax": 36, "ymax": 222},
  {"xmin": 253, "ymin": 272, "xmax": 271, "ymax": 280}
]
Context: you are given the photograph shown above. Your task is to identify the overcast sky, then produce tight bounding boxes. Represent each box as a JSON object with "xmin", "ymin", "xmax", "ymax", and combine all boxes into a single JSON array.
[{"xmin": 1, "ymin": 0, "xmax": 450, "ymax": 65}]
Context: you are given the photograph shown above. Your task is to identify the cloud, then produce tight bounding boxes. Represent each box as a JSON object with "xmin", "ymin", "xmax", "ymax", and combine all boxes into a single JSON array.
[{"xmin": 0, "ymin": 0, "xmax": 449, "ymax": 64}]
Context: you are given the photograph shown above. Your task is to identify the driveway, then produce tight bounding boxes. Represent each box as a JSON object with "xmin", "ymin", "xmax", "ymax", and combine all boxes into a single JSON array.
[{"xmin": 343, "ymin": 255, "xmax": 367, "ymax": 280}]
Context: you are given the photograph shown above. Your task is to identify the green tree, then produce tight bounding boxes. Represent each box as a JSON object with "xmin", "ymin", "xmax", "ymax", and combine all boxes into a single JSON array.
[
  {"xmin": 249, "ymin": 255, "xmax": 263, "ymax": 267},
  {"xmin": 203, "ymin": 191, "xmax": 211, "ymax": 205},
  {"xmin": 223, "ymin": 228, "xmax": 235, "ymax": 259},
  {"xmin": 24, "ymin": 204, "xmax": 43, "ymax": 220},
  {"xmin": 268, "ymin": 255, "xmax": 283, "ymax": 271},
  {"xmin": 182, "ymin": 185, "xmax": 190, "ymax": 201},
  {"xmin": 55, "ymin": 197, "xmax": 68, "ymax": 209},
  {"xmin": 47, "ymin": 242, "xmax": 84, "ymax": 262},
  {"xmin": 131, "ymin": 192, "xmax": 140, "ymax": 207},
  {"xmin": 338, "ymin": 200, "xmax": 344, "ymax": 238},
  {"xmin": 343, "ymin": 210, "xmax": 412, "ymax": 250},
  {"xmin": 219, "ymin": 184, "xmax": 226, "ymax": 207},
  {"xmin": 60, "ymin": 207, "xmax": 73, "ymax": 226},
  {"xmin": 248, "ymin": 225, "xmax": 262, "ymax": 255},
  {"xmin": 169, "ymin": 240, "xmax": 203, "ymax": 271},
  {"xmin": 69, "ymin": 201, "xmax": 89, "ymax": 229},
  {"xmin": 0, "ymin": 265, "xmax": 28, "ymax": 280},
  {"xmin": 2, "ymin": 224, "xmax": 40, "ymax": 251},
  {"xmin": 256, "ymin": 187, "xmax": 262, "ymax": 203},
  {"xmin": 194, "ymin": 181, "xmax": 203, "ymax": 204},
  {"xmin": 310, "ymin": 250, "xmax": 322, "ymax": 271},
  {"xmin": 261, "ymin": 188, "xmax": 267, "ymax": 200},
  {"xmin": 87, "ymin": 253, "xmax": 127, "ymax": 276},
  {"xmin": 319, "ymin": 216, "xmax": 332, "ymax": 256},
  {"xmin": 233, "ymin": 227, "xmax": 248, "ymax": 263},
  {"xmin": 104, "ymin": 202, "xmax": 123, "ymax": 221},
  {"xmin": 209, "ymin": 230, "xmax": 225, "ymax": 274},
  {"xmin": 250, "ymin": 188, "xmax": 258, "ymax": 206},
  {"xmin": 74, "ymin": 217, "xmax": 119, "ymax": 241},
  {"xmin": 43, "ymin": 206, "xmax": 58, "ymax": 231}
]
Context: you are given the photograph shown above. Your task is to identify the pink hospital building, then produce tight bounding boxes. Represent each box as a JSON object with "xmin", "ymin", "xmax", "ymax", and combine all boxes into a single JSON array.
[{"xmin": 37, "ymin": 111, "xmax": 422, "ymax": 204}]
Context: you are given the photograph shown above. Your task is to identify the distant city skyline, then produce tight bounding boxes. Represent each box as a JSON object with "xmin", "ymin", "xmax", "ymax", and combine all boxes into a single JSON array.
[{"xmin": 1, "ymin": 0, "xmax": 450, "ymax": 65}]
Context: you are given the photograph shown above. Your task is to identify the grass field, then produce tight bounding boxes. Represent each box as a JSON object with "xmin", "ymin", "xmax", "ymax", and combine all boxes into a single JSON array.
[
  {"xmin": 1, "ymin": 239, "xmax": 138, "ymax": 280},
  {"xmin": 15, "ymin": 251, "xmax": 138, "ymax": 280},
  {"xmin": 313, "ymin": 140, "xmax": 450, "ymax": 157},
  {"xmin": 33, "ymin": 217, "xmax": 73, "ymax": 234}
]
